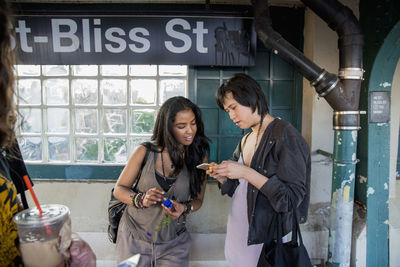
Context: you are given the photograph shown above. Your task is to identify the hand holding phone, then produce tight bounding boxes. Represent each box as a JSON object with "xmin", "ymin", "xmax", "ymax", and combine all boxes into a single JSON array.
[{"xmin": 196, "ymin": 163, "xmax": 214, "ymax": 170}]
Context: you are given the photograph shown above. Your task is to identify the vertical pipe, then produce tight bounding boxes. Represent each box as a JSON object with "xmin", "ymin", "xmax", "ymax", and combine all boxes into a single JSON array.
[{"xmin": 328, "ymin": 129, "xmax": 358, "ymax": 266}]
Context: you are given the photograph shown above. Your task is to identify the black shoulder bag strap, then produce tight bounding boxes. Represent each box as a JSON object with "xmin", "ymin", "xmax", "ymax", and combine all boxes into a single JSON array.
[{"xmin": 132, "ymin": 145, "xmax": 151, "ymax": 191}]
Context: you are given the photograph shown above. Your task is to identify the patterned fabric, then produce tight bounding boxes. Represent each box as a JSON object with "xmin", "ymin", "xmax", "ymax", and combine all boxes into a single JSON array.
[{"xmin": 0, "ymin": 172, "xmax": 23, "ymax": 267}]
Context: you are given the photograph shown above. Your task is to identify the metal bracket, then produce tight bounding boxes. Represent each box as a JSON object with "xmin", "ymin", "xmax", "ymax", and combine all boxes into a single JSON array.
[
  {"xmin": 338, "ymin": 67, "xmax": 364, "ymax": 80},
  {"xmin": 333, "ymin": 110, "xmax": 366, "ymax": 130}
]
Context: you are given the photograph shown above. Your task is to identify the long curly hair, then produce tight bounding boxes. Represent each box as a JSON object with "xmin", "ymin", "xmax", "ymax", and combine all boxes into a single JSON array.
[
  {"xmin": 0, "ymin": 0, "xmax": 17, "ymax": 149},
  {"xmin": 152, "ymin": 96, "xmax": 210, "ymax": 198}
]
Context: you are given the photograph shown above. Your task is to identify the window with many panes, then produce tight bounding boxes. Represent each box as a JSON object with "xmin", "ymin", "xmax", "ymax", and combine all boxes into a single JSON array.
[{"xmin": 16, "ymin": 65, "xmax": 187, "ymax": 165}]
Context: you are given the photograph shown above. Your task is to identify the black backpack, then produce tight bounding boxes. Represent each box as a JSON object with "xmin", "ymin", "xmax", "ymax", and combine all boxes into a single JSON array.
[{"xmin": 107, "ymin": 145, "xmax": 150, "ymax": 243}]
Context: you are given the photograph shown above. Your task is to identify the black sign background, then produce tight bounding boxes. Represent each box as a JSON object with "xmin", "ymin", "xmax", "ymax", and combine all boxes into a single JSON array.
[
  {"xmin": 12, "ymin": 15, "xmax": 256, "ymax": 66},
  {"xmin": 370, "ymin": 91, "xmax": 390, "ymax": 123}
]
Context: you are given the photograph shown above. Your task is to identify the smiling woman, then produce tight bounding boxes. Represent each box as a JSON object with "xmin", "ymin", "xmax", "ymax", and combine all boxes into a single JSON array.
[{"xmin": 112, "ymin": 96, "xmax": 210, "ymax": 266}]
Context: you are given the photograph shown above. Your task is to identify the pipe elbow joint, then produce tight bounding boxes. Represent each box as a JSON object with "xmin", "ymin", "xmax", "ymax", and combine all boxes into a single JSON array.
[{"xmin": 311, "ymin": 70, "xmax": 339, "ymax": 97}]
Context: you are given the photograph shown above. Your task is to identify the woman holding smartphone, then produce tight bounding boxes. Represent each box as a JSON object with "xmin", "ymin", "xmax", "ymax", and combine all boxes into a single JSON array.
[
  {"xmin": 113, "ymin": 96, "xmax": 210, "ymax": 267},
  {"xmin": 207, "ymin": 73, "xmax": 311, "ymax": 267}
]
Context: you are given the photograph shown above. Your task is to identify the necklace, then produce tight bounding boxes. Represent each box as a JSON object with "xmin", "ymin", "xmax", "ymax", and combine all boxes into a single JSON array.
[
  {"xmin": 245, "ymin": 117, "xmax": 264, "ymax": 166},
  {"xmin": 160, "ymin": 151, "xmax": 175, "ymax": 176},
  {"xmin": 160, "ymin": 151, "xmax": 167, "ymax": 177},
  {"xmin": 254, "ymin": 117, "xmax": 263, "ymax": 155}
]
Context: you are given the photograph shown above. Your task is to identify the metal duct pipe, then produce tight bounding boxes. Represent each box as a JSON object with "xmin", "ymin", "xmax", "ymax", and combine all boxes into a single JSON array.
[
  {"xmin": 301, "ymin": 0, "xmax": 364, "ymax": 111},
  {"xmin": 251, "ymin": 0, "xmax": 364, "ymax": 266},
  {"xmin": 251, "ymin": 0, "xmax": 363, "ymax": 114}
]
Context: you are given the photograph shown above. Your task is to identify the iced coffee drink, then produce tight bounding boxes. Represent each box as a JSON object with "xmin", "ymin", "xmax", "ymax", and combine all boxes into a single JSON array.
[{"xmin": 13, "ymin": 204, "xmax": 71, "ymax": 267}]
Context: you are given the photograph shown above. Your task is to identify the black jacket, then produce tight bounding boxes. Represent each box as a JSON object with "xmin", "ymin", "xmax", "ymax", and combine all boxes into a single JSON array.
[{"xmin": 219, "ymin": 118, "xmax": 311, "ymax": 251}]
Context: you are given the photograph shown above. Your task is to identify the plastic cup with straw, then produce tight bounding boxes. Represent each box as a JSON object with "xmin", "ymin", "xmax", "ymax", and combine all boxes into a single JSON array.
[{"xmin": 22, "ymin": 175, "xmax": 52, "ymax": 235}]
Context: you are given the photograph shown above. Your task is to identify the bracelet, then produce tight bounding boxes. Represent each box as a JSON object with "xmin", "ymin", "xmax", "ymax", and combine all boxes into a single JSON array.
[
  {"xmin": 131, "ymin": 191, "xmax": 148, "ymax": 209},
  {"xmin": 139, "ymin": 192, "xmax": 147, "ymax": 209},
  {"xmin": 183, "ymin": 202, "xmax": 193, "ymax": 215},
  {"xmin": 131, "ymin": 192, "xmax": 138, "ymax": 207},
  {"xmin": 134, "ymin": 193, "xmax": 142, "ymax": 208}
]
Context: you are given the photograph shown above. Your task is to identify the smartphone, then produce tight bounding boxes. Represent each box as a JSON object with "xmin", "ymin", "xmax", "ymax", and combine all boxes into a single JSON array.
[{"xmin": 196, "ymin": 163, "xmax": 214, "ymax": 170}]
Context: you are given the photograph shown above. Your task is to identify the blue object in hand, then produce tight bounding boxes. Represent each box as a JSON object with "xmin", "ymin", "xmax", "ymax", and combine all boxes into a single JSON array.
[{"xmin": 162, "ymin": 198, "xmax": 173, "ymax": 209}]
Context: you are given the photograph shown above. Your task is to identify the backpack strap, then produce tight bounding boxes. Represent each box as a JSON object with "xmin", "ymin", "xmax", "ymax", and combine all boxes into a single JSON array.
[{"xmin": 132, "ymin": 145, "xmax": 150, "ymax": 191}]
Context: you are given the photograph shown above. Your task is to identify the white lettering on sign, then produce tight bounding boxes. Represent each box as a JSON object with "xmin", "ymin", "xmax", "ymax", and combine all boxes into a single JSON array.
[
  {"xmin": 15, "ymin": 20, "xmax": 33, "ymax": 52},
  {"xmin": 128, "ymin": 28, "xmax": 150, "ymax": 53},
  {"xmin": 165, "ymin": 18, "xmax": 208, "ymax": 53},
  {"xmin": 372, "ymin": 94, "xmax": 388, "ymax": 115},
  {"xmin": 52, "ymin": 19, "xmax": 80, "ymax": 52},
  {"xmin": 105, "ymin": 27, "xmax": 126, "ymax": 53},
  {"xmin": 11, "ymin": 18, "xmax": 213, "ymax": 56},
  {"xmin": 165, "ymin": 18, "xmax": 192, "ymax": 53}
]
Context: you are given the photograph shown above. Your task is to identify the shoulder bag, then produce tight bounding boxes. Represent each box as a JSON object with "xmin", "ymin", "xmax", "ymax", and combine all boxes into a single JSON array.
[
  {"xmin": 264, "ymin": 192, "xmax": 312, "ymax": 267},
  {"xmin": 107, "ymin": 145, "xmax": 150, "ymax": 243}
]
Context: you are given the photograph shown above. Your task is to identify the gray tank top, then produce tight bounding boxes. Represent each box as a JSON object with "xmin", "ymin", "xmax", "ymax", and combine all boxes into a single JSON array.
[{"xmin": 124, "ymin": 151, "xmax": 190, "ymax": 244}]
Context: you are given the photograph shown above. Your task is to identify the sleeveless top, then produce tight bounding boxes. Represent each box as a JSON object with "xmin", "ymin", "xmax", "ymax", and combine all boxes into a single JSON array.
[
  {"xmin": 124, "ymin": 151, "xmax": 190, "ymax": 244},
  {"xmin": 225, "ymin": 155, "xmax": 263, "ymax": 267}
]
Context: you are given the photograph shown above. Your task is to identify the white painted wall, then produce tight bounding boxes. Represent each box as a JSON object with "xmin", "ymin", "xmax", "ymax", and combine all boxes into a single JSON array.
[
  {"xmin": 390, "ymin": 60, "xmax": 400, "ymax": 198},
  {"xmin": 27, "ymin": 181, "xmax": 231, "ymax": 233}
]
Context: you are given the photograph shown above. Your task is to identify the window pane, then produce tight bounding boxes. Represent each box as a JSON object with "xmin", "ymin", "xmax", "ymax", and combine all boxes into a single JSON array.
[
  {"xmin": 130, "ymin": 136, "xmax": 151, "ymax": 153},
  {"xmin": 19, "ymin": 137, "xmax": 42, "ymax": 161},
  {"xmin": 159, "ymin": 65, "xmax": 187, "ymax": 76},
  {"xmin": 104, "ymin": 137, "xmax": 126, "ymax": 163},
  {"xmin": 17, "ymin": 65, "xmax": 40, "ymax": 76},
  {"xmin": 47, "ymin": 108, "xmax": 69, "ymax": 133},
  {"xmin": 100, "ymin": 65, "xmax": 127, "ymax": 76},
  {"xmin": 48, "ymin": 136, "xmax": 69, "ymax": 161},
  {"xmin": 129, "ymin": 65, "xmax": 157, "ymax": 76},
  {"xmin": 15, "ymin": 64, "xmax": 187, "ymax": 166},
  {"xmin": 71, "ymin": 65, "xmax": 98, "ymax": 76},
  {"xmin": 130, "ymin": 79, "xmax": 156, "ymax": 105},
  {"xmin": 101, "ymin": 79, "xmax": 127, "ymax": 105},
  {"xmin": 104, "ymin": 109, "xmax": 126, "ymax": 134},
  {"xmin": 131, "ymin": 109, "xmax": 155, "ymax": 134},
  {"xmin": 42, "ymin": 65, "xmax": 69, "ymax": 76},
  {"xmin": 159, "ymin": 79, "xmax": 186, "ymax": 104},
  {"xmin": 75, "ymin": 109, "xmax": 98, "ymax": 134},
  {"xmin": 76, "ymin": 138, "xmax": 98, "ymax": 162},
  {"xmin": 44, "ymin": 79, "xmax": 69, "ymax": 105},
  {"xmin": 72, "ymin": 79, "xmax": 98, "ymax": 105},
  {"xmin": 19, "ymin": 108, "xmax": 41, "ymax": 133},
  {"xmin": 18, "ymin": 79, "xmax": 41, "ymax": 105}
]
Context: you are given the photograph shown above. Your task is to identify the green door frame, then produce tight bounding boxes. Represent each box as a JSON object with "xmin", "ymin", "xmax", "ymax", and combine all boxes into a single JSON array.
[{"xmin": 357, "ymin": 21, "xmax": 400, "ymax": 267}]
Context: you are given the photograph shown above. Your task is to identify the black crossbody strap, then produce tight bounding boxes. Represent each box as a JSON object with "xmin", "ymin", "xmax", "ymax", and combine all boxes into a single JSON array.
[
  {"xmin": 288, "ymin": 188, "xmax": 304, "ymax": 245},
  {"xmin": 132, "ymin": 146, "xmax": 150, "ymax": 191},
  {"xmin": 276, "ymin": 188, "xmax": 304, "ymax": 246}
]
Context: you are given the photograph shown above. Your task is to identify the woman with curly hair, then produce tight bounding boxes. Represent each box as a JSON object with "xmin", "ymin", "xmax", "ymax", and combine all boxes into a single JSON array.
[{"xmin": 0, "ymin": 1, "xmax": 24, "ymax": 265}]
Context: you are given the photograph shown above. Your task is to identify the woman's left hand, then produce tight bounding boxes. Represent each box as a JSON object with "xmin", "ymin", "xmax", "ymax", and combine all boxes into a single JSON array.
[
  {"xmin": 210, "ymin": 160, "xmax": 249, "ymax": 180},
  {"xmin": 161, "ymin": 199, "xmax": 185, "ymax": 220}
]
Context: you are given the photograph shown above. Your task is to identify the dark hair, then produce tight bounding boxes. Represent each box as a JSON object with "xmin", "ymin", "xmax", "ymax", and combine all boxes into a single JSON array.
[
  {"xmin": 152, "ymin": 96, "xmax": 210, "ymax": 198},
  {"xmin": 0, "ymin": 0, "xmax": 17, "ymax": 148},
  {"xmin": 216, "ymin": 73, "xmax": 269, "ymax": 116}
]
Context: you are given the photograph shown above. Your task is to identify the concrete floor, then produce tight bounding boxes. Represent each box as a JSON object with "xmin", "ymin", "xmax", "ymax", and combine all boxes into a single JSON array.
[
  {"xmin": 80, "ymin": 179, "xmax": 400, "ymax": 266},
  {"xmin": 78, "ymin": 232, "xmax": 228, "ymax": 267}
]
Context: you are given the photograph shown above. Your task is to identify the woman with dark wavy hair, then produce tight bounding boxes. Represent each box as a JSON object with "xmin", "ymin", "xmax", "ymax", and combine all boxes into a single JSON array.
[
  {"xmin": 0, "ymin": 1, "xmax": 23, "ymax": 265},
  {"xmin": 114, "ymin": 96, "xmax": 210, "ymax": 266},
  {"xmin": 0, "ymin": 2, "xmax": 96, "ymax": 266}
]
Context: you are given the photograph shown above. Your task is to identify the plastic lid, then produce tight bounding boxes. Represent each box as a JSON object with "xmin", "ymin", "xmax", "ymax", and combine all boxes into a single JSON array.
[{"xmin": 13, "ymin": 204, "xmax": 69, "ymax": 227}]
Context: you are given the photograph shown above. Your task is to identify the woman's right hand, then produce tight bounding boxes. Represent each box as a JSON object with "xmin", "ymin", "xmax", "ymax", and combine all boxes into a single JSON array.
[
  {"xmin": 206, "ymin": 163, "xmax": 227, "ymax": 184},
  {"xmin": 142, "ymin": 188, "xmax": 165, "ymax": 207}
]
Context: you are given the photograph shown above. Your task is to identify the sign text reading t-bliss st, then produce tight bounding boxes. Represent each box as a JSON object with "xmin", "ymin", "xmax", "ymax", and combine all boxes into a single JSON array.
[{"xmin": 12, "ymin": 18, "xmax": 208, "ymax": 54}]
